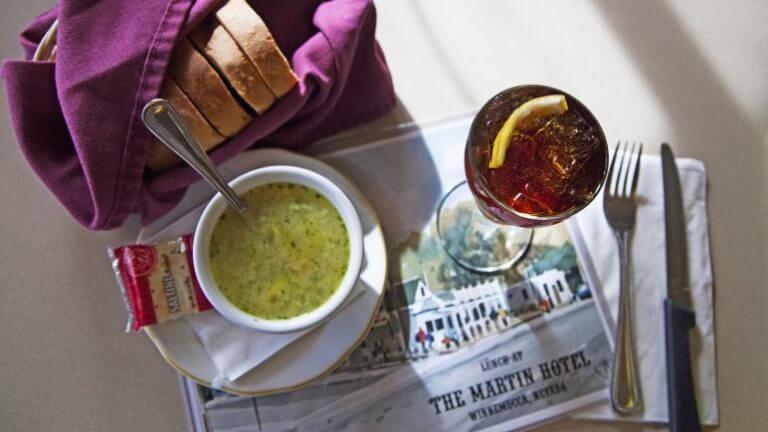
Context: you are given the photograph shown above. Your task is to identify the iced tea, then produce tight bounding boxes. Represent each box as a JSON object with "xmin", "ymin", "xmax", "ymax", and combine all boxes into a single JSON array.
[{"xmin": 466, "ymin": 85, "xmax": 608, "ymax": 227}]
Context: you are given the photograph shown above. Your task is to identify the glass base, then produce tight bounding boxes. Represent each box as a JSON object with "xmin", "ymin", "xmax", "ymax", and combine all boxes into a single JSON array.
[{"xmin": 436, "ymin": 181, "xmax": 533, "ymax": 273}]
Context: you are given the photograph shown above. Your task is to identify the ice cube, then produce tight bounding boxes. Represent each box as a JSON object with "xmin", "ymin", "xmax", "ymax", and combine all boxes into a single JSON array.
[
  {"xmin": 510, "ymin": 192, "xmax": 539, "ymax": 214},
  {"xmin": 564, "ymin": 172, "xmax": 599, "ymax": 204},
  {"xmin": 488, "ymin": 133, "xmax": 538, "ymax": 186},
  {"xmin": 534, "ymin": 111, "xmax": 599, "ymax": 181},
  {"xmin": 507, "ymin": 180, "xmax": 561, "ymax": 215},
  {"xmin": 517, "ymin": 113, "xmax": 557, "ymax": 135},
  {"xmin": 506, "ymin": 133, "xmax": 539, "ymax": 167}
]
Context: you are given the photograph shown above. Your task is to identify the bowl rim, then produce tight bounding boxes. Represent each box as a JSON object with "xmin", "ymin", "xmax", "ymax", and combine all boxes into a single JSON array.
[{"xmin": 192, "ymin": 165, "xmax": 363, "ymax": 333}]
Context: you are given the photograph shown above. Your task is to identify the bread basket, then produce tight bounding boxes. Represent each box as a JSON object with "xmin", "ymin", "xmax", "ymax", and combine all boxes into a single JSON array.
[{"xmin": 1, "ymin": 0, "xmax": 396, "ymax": 229}]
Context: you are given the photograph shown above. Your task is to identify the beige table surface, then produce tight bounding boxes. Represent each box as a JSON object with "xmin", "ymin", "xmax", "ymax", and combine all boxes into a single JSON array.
[{"xmin": 1, "ymin": 1, "xmax": 766, "ymax": 431}]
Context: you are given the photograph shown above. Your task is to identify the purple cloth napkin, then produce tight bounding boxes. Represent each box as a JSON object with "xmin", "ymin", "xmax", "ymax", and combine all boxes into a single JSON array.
[{"xmin": 1, "ymin": 0, "xmax": 395, "ymax": 230}]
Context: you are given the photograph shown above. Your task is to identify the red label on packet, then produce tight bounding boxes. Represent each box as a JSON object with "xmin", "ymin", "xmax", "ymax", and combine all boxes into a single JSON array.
[{"xmin": 109, "ymin": 235, "xmax": 212, "ymax": 331}]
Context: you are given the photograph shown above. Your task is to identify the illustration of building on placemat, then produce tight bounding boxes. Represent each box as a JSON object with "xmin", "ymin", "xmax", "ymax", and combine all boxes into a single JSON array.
[{"xmin": 336, "ymin": 218, "xmax": 592, "ymax": 372}]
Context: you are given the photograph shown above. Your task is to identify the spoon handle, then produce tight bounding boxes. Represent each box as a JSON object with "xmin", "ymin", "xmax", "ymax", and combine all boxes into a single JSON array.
[{"xmin": 142, "ymin": 99, "xmax": 247, "ymax": 214}]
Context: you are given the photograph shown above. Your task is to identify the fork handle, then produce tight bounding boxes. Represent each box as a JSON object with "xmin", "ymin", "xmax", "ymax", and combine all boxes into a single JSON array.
[{"xmin": 610, "ymin": 231, "xmax": 644, "ymax": 415}]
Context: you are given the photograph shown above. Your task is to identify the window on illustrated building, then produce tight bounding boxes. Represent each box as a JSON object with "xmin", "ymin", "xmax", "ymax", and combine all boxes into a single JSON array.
[
  {"xmin": 522, "ymin": 289, "xmax": 529, "ymax": 300},
  {"xmin": 557, "ymin": 280, "xmax": 564, "ymax": 292},
  {"xmin": 447, "ymin": 316, "xmax": 453, "ymax": 328},
  {"xmin": 436, "ymin": 318, "xmax": 444, "ymax": 330},
  {"xmin": 426, "ymin": 321, "xmax": 434, "ymax": 333},
  {"xmin": 473, "ymin": 308, "xmax": 479, "ymax": 321},
  {"xmin": 479, "ymin": 303, "xmax": 486, "ymax": 317}
]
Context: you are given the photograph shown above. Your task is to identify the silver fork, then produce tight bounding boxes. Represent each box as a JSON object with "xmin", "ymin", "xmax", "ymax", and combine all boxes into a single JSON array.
[{"xmin": 604, "ymin": 141, "xmax": 644, "ymax": 415}]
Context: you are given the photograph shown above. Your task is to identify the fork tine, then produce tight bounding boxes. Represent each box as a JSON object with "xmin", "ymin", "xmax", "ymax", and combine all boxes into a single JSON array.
[
  {"xmin": 615, "ymin": 141, "xmax": 629, "ymax": 197},
  {"xmin": 621, "ymin": 142, "xmax": 637, "ymax": 197},
  {"xmin": 605, "ymin": 141, "xmax": 621, "ymax": 197},
  {"xmin": 629, "ymin": 142, "xmax": 643, "ymax": 197}
]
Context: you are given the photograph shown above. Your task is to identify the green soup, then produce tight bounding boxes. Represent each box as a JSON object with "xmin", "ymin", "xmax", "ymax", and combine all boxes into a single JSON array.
[{"xmin": 209, "ymin": 183, "xmax": 349, "ymax": 320}]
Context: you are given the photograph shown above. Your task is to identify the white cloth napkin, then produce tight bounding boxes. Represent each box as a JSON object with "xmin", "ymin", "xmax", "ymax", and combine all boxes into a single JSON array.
[
  {"xmin": 187, "ymin": 281, "xmax": 365, "ymax": 385},
  {"xmin": 570, "ymin": 155, "xmax": 718, "ymax": 425}
]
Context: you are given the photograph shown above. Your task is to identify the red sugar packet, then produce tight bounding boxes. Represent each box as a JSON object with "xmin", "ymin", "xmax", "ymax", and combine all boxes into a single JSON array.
[{"xmin": 108, "ymin": 235, "xmax": 212, "ymax": 332}]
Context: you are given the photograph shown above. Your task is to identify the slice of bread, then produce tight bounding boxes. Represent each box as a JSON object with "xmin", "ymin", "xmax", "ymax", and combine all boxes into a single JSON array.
[
  {"xmin": 216, "ymin": 0, "xmax": 298, "ymax": 98},
  {"xmin": 146, "ymin": 77, "xmax": 225, "ymax": 172},
  {"xmin": 168, "ymin": 39, "xmax": 252, "ymax": 137},
  {"xmin": 189, "ymin": 17, "xmax": 276, "ymax": 115}
]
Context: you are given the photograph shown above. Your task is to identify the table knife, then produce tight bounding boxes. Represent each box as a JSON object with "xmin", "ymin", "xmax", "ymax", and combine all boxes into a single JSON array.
[{"xmin": 661, "ymin": 143, "xmax": 701, "ymax": 432}]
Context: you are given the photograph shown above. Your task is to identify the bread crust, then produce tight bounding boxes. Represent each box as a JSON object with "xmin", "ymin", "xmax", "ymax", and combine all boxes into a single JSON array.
[
  {"xmin": 189, "ymin": 17, "xmax": 276, "ymax": 115},
  {"xmin": 216, "ymin": 0, "xmax": 298, "ymax": 98},
  {"xmin": 168, "ymin": 39, "xmax": 252, "ymax": 137}
]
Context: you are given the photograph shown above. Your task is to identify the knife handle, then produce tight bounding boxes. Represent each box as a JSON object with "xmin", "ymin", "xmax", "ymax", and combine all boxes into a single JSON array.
[{"xmin": 664, "ymin": 299, "xmax": 701, "ymax": 432}]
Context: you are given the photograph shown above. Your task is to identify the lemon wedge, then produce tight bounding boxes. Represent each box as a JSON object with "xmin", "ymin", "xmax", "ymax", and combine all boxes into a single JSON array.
[{"xmin": 489, "ymin": 94, "xmax": 569, "ymax": 168}]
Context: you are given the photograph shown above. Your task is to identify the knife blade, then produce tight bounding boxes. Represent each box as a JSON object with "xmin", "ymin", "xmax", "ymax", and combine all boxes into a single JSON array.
[
  {"xmin": 661, "ymin": 143, "xmax": 701, "ymax": 432},
  {"xmin": 662, "ymin": 144, "xmax": 691, "ymax": 309}
]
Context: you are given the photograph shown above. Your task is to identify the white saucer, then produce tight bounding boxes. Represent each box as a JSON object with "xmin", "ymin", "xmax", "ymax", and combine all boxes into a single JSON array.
[{"xmin": 137, "ymin": 149, "xmax": 387, "ymax": 396}]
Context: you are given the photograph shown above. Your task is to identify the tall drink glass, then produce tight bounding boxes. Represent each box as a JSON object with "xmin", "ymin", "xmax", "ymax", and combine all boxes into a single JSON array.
[{"xmin": 437, "ymin": 85, "xmax": 609, "ymax": 272}]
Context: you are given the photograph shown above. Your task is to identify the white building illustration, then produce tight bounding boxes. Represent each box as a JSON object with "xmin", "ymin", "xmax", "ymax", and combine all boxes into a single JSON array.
[
  {"xmin": 526, "ymin": 268, "xmax": 574, "ymax": 310},
  {"xmin": 401, "ymin": 269, "xmax": 577, "ymax": 355}
]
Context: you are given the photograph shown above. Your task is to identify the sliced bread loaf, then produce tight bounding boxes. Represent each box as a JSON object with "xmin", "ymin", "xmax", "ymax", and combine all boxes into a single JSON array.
[
  {"xmin": 189, "ymin": 17, "xmax": 276, "ymax": 115},
  {"xmin": 215, "ymin": 0, "xmax": 298, "ymax": 98},
  {"xmin": 168, "ymin": 39, "xmax": 252, "ymax": 137}
]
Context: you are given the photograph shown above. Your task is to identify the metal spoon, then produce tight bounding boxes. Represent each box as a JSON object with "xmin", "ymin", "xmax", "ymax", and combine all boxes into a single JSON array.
[{"xmin": 141, "ymin": 99, "xmax": 247, "ymax": 214}]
